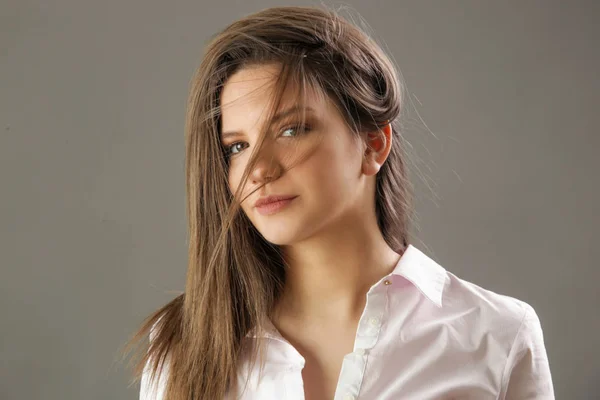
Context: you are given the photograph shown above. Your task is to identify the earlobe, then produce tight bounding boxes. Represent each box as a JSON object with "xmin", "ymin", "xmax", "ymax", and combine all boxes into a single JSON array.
[{"xmin": 362, "ymin": 158, "xmax": 381, "ymax": 176}]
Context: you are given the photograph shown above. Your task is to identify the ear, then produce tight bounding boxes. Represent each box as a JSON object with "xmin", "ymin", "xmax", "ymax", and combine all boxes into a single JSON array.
[{"xmin": 362, "ymin": 122, "xmax": 393, "ymax": 176}]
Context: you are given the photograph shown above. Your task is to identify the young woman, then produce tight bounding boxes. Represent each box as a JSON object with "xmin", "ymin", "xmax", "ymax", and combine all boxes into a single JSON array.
[{"xmin": 127, "ymin": 5, "xmax": 554, "ymax": 400}]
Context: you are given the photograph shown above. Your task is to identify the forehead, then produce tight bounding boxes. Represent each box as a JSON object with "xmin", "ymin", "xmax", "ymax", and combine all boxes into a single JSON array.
[
  {"xmin": 220, "ymin": 64, "xmax": 326, "ymax": 135},
  {"xmin": 221, "ymin": 63, "xmax": 281, "ymax": 103}
]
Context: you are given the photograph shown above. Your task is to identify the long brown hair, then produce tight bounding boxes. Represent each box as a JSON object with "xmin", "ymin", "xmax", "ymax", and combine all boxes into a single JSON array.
[{"xmin": 124, "ymin": 5, "xmax": 413, "ymax": 399}]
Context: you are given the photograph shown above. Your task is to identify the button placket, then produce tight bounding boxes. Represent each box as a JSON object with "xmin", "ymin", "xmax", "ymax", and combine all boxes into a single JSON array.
[
  {"xmin": 333, "ymin": 280, "xmax": 391, "ymax": 400},
  {"xmin": 355, "ymin": 288, "xmax": 386, "ymax": 350},
  {"xmin": 334, "ymin": 353, "xmax": 365, "ymax": 400},
  {"xmin": 368, "ymin": 316, "xmax": 381, "ymax": 327}
]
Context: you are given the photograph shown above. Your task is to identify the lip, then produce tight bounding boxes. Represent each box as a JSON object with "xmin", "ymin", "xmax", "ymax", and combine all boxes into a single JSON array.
[
  {"xmin": 254, "ymin": 195, "xmax": 298, "ymax": 216},
  {"xmin": 254, "ymin": 195, "xmax": 297, "ymax": 208}
]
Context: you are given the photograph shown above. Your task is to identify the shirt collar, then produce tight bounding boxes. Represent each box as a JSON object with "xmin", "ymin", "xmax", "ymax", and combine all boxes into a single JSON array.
[
  {"xmin": 245, "ymin": 244, "xmax": 447, "ymax": 339},
  {"xmin": 389, "ymin": 244, "xmax": 447, "ymax": 308}
]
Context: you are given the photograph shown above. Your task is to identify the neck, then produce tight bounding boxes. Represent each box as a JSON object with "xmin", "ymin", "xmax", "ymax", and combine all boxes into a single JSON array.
[{"xmin": 275, "ymin": 215, "xmax": 402, "ymax": 325}]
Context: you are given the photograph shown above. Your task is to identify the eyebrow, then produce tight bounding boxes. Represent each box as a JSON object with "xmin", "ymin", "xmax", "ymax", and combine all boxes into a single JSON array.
[{"xmin": 221, "ymin": 105, "xmax": 315, "ymax": 140}]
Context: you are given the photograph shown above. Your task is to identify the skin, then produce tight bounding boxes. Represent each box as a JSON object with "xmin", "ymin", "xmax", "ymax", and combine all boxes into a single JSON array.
[{"xmin": 220, "ymin": 63, "xmax": 402, "ymax": 399}]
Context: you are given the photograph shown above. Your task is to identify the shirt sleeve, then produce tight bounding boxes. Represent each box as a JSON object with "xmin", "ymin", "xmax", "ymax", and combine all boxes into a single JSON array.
[{"xmin": 502, "ymin": 303, "xmax": 555, "ymax": 399}]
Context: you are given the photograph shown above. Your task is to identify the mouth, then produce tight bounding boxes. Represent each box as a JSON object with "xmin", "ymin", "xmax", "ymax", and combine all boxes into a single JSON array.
[
  {"xmin": 254, "ymin": 194, "xmax": 297, "ymax": 208},
  {"xmin": 255, "ymin": 196, "xmax": 298, "ymax": 216}
]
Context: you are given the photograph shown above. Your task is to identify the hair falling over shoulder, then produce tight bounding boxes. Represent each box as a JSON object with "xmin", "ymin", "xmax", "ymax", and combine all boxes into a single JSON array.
[{"xmin": 122, "ymin": 5, "xmax": 413, "ymax": 399}]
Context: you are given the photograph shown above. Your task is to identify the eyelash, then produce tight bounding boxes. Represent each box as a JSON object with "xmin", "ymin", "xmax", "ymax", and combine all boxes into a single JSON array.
[{"xmin": 224, "ymin": 123, "xmax": 312, "ymax": 158}]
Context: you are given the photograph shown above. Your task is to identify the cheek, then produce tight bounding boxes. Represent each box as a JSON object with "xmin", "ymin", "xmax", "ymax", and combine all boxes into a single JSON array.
[
  {"xmin": 227, "ymin": 166, "xmax": 245, "ymax": 202},
  {"xmin": 227, "ymin": 171, "xmax": 237, "ymax": 196},
  {"xmin": 305, "ymin": 146, "xmax": 358, "ymax": 201},
  {"xmin": 228, "ymin": 164, "xmax": 257, "ymax": 216}
]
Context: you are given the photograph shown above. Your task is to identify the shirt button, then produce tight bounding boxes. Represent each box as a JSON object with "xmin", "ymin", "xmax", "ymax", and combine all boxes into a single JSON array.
[
  {"xmin": 368, "ymin": 316, "xmax": 381, "ymax": 327},
  {"xmin": 343, "ymin": 394, "xmax": 356, "ymax": 400},
  {"xmin": 384, "ymin": 279, "xmax": 392, "ymax": 285}
]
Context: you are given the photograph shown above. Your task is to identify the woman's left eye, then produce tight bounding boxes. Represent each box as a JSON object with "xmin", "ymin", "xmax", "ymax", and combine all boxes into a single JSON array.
[{"xmin": 280, "ymin": 124, "xmax": 311, "ymax": 137}]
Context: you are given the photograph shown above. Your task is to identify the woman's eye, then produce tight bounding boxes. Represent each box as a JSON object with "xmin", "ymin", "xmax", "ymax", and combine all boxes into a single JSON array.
[
  {"xmin": 280, "ymin": 124, "xmax": 311, "ymax": 137},
  {"xmin": 225, "ymin": 124, "xmax": 311, "ymax": 158},
  {"xmin": 226, "ymin": 142, "xmax": 247, "ymax": 157}
]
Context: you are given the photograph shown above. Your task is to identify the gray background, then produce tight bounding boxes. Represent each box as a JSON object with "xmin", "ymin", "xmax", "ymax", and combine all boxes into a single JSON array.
[{"xmin": 1, "ymin": 0, "xmax": 598, "ymax": 399}]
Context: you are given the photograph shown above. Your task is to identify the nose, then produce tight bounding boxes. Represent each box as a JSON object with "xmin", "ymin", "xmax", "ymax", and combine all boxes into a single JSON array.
[{"xmin": 249, "ymin": 148, "xmax": 282, "ymax": 184}]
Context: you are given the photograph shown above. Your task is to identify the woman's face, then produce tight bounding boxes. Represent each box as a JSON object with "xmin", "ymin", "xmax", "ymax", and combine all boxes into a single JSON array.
[{"xmin": 220, "ymin": 63, "xmax": 373, "ymax": 246}]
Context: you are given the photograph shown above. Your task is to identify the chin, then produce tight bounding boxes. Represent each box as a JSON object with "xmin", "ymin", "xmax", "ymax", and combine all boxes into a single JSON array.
[
  {"xmin": 258, "ymin": 229, "xmax": 298, "ymax": 246},
  {"xmin": 250, "ymin": 219, "xmax": 302, "ymax": 246}
]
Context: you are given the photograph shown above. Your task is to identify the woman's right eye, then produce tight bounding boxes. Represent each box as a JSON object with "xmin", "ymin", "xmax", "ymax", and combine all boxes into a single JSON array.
[{"xmin": 226, "ymin": 142, "xmax": 247, "ymax": 157}]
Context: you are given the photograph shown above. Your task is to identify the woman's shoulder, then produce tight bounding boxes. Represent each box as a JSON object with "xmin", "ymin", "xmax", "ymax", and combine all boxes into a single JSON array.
[
  {"xmin": 405, "ymin": 244, "xmax": 539, "ymax": 328},
  {"xmin": 437, "ymin": 270, "xmax": 553, "ymax": 396},
  {"xmin": 440, "ymin": 269, "xmax": 546, "ymax": 352},
  {"xmin": 397, "ymin": 248, "xmax": 554, "ymax": 396}
]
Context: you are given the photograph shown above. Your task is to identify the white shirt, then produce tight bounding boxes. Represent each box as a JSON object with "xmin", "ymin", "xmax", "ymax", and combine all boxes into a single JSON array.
[{"xmin": 140, "ymin": 244, "xmax": 554, "ymax": 399}]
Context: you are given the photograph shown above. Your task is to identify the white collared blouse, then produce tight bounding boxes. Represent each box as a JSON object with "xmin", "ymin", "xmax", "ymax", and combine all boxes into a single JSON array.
[{"xmin": 140, "ymin": 244, "xmax": 554, "ymax": 399}]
